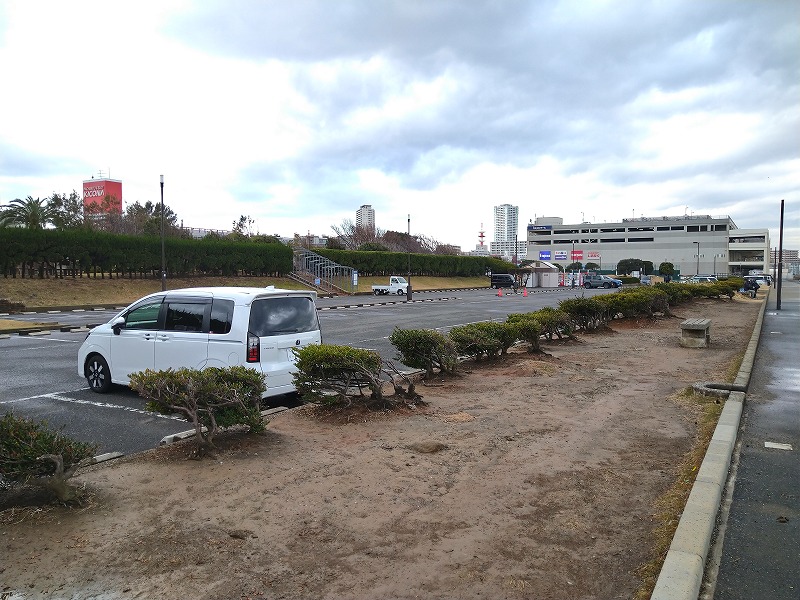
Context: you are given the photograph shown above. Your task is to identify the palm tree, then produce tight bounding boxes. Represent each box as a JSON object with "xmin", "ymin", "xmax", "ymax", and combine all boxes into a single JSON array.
[{"xmin": 0, "ymin": 196, "xmax": 57, "ymax": 229}]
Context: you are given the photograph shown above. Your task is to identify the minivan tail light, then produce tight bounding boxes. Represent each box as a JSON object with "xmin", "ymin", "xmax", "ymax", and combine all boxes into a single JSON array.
[{"xmin": 247, "ymin": 333, "xmax": 260, "ymax": 363}]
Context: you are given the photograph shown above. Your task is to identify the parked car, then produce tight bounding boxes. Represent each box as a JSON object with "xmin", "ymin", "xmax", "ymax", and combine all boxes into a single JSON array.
[
  {"xmin": 688, "ymin": 275, "xmax": 718, "ymax": 283},
  {"xmin": 372, "ymin": 276, "xmax": 408, "ymax": 295},
  {"xmin": 583, "ymin": 274, "xmax": 622, "ymax": 289},
  {"xmin": 78, "ymin": 287, "xmax": 321, "ymax": 398},
  {"xmin": 744, "ymin": 274, "xmax": 769, "ymax": 287},
  {"xmin": 490, "ymin": 273, "xmax": 517, "ymax": 289}
]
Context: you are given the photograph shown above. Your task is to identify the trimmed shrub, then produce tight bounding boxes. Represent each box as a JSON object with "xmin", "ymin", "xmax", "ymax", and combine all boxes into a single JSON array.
[
  {"xmin": 528, "ymin": 307, "xmax": 574, "ymax": 340},
  {"xmin": 448, "ymin": 322, "xmax": 508, "ymax": 359},
  {"xmin": 558, "ymin": 297, "xmax": 607, "ymax": 331},
  {"xmin": 615, "ymin": 287, "xmax": 670, "ymax": 316},
  {"xmin": 0, "ymin": 412, "xmax": 98, "ymax": 503},
  {"xmin": 130, "ymin": 366, "xmax": 266, "ymax": 458},
  {"xmin": 617, "ymin": 276, "xmax": 640, "ymax": 284},
  {"xmin": 293, "ymin": 344, "xmax": 384, "ymax": 404},
  {"xmin": 654, "ymin": 282, "xmax": 693, "ymax": 305},
  {"xmin": 389, "ymin": 328, "xmax": 458, "ymax": 378},
  {"xmin": 506, "ymin": 314, "xmax": 543, "ymax": 352}
]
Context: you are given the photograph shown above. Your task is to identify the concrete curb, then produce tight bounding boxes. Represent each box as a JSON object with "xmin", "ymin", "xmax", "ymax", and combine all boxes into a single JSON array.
[
  {"xmin": 157, "ymin": 406, "xmax": 290, "ymax": 446},
  {"xmin": 651, "ymin": 294, "xmax": 769, "ymax": 599}
]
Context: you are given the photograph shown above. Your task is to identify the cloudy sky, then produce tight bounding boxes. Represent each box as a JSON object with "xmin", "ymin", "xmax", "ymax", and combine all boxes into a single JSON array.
[{"xmin": 0, "ymin": 0, "xmax": 797, "ymax": 250}]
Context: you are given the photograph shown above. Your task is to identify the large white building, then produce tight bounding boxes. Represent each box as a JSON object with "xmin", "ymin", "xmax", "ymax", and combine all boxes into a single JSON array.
[
  {"xmin": 490, "ymin": 204, "xmax": 525, "ymax": 260},
  {"xmin": 525, "ymin": 214, "xmax": 770, "ymax": 277},
  {"xmin": 356, "ymin": 204, "xmax": 376, "ymax": 234}
]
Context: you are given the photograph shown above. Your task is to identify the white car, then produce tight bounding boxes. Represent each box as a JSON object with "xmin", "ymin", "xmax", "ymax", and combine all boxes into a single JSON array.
[{"xmin": 78, "ymin": 287, "xmax": 321, "ymax": 398}]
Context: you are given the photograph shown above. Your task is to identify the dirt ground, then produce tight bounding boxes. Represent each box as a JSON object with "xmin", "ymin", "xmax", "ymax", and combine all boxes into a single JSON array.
[{"xmin": 1, "ymin": 297, "xmax": 761, "ymax": 600}]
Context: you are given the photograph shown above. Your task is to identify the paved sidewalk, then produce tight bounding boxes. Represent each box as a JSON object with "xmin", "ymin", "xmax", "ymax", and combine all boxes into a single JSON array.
[{"xmin": 711, "ymin": 280, "xmax": 800, "ymax": 599}]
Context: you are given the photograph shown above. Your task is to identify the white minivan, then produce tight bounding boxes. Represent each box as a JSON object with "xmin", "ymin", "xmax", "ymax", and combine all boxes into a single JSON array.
[{"xmin": 78, "ymin": 287, "xmax": 321, "ymax": 398}]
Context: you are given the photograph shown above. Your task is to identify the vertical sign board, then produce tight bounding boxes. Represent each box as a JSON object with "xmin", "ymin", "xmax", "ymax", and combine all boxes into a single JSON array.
[
  {"xmin": 571, "ymin": 250, "xmax": 583, "ymax": 261},
  {"xmin": 82, "ymin": 179, "xmax": 123, "ymax": 214},
  {"xmin": 352, "ymin": 270, "xmax": 358, "ymax": 287}
]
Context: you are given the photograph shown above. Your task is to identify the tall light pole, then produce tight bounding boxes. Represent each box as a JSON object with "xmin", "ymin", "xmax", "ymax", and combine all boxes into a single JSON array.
[
  {"xmin": 406, "ymin": 214, "xmax": 412, "ymax": 301},
  {"xmin": 160, "ymin": 175, "xmax": 166, "ymax": 291},
  {"xmin": 693, "ymin": 241, "xmax": 700, "ymax": 276}
]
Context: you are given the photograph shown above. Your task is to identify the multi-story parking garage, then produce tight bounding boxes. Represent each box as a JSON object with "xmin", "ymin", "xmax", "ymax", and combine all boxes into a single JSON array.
[{"xmin": 525, "ymin": 214, "xmax": 770, "ymax": 277}]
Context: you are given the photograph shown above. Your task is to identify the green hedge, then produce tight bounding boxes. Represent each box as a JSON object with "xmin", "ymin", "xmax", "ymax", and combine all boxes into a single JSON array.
[
  {"xmin": 314, "ymin": 248, "xmax": 512, "ymax": 277},
  {"xmin": 0, "ymin": 228, "xmax": 292, "ymax": 279}
]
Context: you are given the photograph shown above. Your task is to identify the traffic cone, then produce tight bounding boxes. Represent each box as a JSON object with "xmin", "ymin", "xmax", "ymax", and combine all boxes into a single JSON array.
[
  {"xmin": 497, "ymin": 287, "xmax": 503, "ymax": 297},
  {"xmin": 523, "ymin": 287, "xmax": 528, "ymax": 297}
]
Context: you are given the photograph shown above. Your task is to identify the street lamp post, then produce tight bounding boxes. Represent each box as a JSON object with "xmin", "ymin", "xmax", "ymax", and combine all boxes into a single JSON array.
[
  {"xmin": 160, "ymin": 175, "xmax": 166, "ymax": 291},
  {"xmin": 693, "ymin": 241, "xmax": 700, "ymax": 276},
  {"xmin": 406, "ymin": 214, "xmax": 413, "ymax": 301}
]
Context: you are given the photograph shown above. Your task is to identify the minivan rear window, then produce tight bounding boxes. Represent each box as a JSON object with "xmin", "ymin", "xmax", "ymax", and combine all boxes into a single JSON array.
[{"xmin": 248, "ymin": 297, "xmax": 319, "ymax": 336}]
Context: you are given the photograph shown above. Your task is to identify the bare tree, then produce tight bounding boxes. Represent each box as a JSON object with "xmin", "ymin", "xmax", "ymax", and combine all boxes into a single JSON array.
[{"xmin": 330, "ymin": 219, "xmax": 378, "ymax": 250}]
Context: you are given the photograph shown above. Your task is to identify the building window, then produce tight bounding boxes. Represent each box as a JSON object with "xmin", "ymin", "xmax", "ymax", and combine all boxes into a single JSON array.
[
  {"xmin": 627, "ymin": 237, "xmax": 655, "ymax": 242},
  {"xmin": 600, "ymin": 238, "xmax": 625, "ymax": 243}
]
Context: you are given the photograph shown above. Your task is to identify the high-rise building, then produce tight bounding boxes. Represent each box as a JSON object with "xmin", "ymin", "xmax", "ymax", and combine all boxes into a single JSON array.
[
  {"xmin": 356, "ymin": 204, "xmax": 375, "ymax": 234},
  {"xmin": 490, "ymin": 204, "xmax": 523, "ymax": 260}
]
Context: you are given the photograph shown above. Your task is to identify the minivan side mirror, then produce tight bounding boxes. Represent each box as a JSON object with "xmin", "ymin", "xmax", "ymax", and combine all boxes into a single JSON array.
[{"xmin": 111, "ymin": 316, "xmax": 126, "ymax": 335}]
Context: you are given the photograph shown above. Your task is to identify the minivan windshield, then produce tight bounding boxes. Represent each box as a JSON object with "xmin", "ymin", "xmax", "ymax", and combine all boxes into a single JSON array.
[{"xmin": 248, "ymin": 296, "xmax": 319, "ymax": 336}]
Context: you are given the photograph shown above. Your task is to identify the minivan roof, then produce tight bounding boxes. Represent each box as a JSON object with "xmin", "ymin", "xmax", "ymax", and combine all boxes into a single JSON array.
[{"xmin": 160, "ymin": 286, "xmax": 317, "ymax": 304}]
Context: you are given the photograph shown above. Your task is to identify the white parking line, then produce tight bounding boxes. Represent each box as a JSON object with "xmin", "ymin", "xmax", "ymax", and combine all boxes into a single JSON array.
[
  {"xmin": 2, "ymin": 391, "xmax": 185, "ymax": 421},
  {"xmin": 764, "ymin": 441, "xmax": 793, "ymax": 450}
]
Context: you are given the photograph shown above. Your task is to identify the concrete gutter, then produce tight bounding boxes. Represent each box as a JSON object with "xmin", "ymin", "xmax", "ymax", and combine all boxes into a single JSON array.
[{"xmin": 651, "ymin": 293, "xmax": 769, "ymax": 599}]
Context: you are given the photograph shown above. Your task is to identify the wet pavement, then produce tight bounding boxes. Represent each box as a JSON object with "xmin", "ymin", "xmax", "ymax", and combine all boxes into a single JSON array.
[{"xmin": 713, "ymin": 278, "xmax": 800, "ymax": 600}]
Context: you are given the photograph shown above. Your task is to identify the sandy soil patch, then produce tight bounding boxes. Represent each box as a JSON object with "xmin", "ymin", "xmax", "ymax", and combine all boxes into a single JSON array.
[{"xmin": 0, "ymin": 297, "xmax": 761, "ymax": 599}]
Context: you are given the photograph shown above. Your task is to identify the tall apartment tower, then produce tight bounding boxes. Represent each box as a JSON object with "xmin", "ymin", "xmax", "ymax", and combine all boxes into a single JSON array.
[
  {"xmin": 491, "ymin": 204, "xmax": 520, "ymax": 259},
  {"xmin": 356, "ymin": 204, "xmax": 376, "ymax": 234}
]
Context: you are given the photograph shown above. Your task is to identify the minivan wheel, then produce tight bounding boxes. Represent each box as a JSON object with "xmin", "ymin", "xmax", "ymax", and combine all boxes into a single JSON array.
[
  {"xmin": 85, "ymin": 355, "xmax": 112, "ymax": 393},
  {"xmin": 397, "ymin": 289, "xmax": 405, "ymax": 295},
  {"xmin": 583, "ymin": 282, "xmax": 591, "ymax": 288},
  {"xmin": 602, "ymin": 282, "xmax": 611, "ymax": 288}
]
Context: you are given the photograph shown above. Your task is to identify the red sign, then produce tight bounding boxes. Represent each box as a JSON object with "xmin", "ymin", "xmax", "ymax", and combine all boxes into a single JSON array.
[
  {"xmin": 587, "ymin": 251, "xmax": 601, "ymax": 260},
  {"xmin": 570, "ymin": 250, "xmax": 583, "ymax": 260},
  {"xmin": 82, "ymin": 179, "xmax": 122, "ymax": 214}
]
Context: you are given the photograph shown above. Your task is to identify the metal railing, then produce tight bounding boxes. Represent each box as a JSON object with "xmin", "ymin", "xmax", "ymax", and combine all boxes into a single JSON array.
[{"xmin": 292, "ymin": 248, "xmax": 356, "ymax": 294}]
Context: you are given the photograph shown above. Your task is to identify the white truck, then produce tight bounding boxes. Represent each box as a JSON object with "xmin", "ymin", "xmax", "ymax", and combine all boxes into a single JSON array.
[{"xmin": 371, "ymin": 276, "xmax": 409, "ymax": 295}]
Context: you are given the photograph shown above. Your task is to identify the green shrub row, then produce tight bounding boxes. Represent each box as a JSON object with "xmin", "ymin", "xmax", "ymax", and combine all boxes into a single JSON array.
[{"xmin": 653, "ymin": 279, "xmax": 743, "ymax": 305}]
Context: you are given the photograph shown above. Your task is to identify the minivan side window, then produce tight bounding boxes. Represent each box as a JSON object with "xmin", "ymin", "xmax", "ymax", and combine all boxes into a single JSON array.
[
  {"xmin": 210, "ymin": 299, "xmax": 234, "ymax": 334},
  {"xmin": 164, "ymin": 302, "xmax": 207, "ymax": 332},
  {"xmin": 248, "ymin": 297, "xmax": 319, "ymax": 336},
  {"xmin": 124, "ymin": 300, "xmax": 163, "ymax": 330}
]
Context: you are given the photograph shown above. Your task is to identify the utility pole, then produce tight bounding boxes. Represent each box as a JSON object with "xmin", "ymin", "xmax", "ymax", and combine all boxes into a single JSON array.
[
  {"xmin": 406, "ymin": 214, "xmax": 412, "ymax": 301},
  {"xmin": 777, "ymin": 199, "xmax": 784, "ymax": 310},
  {"xmin": 160, "ymin": 175, "xmax": 166, "ymax": 291}
]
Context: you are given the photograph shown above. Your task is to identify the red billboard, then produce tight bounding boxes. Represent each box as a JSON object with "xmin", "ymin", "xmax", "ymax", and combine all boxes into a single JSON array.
[
  {"xmin": 83, "ymin": 179, "xmax": 122, "ymax": 214},
  {"xmin": 570, "ymin": 250, "xmax": 583, "ymax": 261}
]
